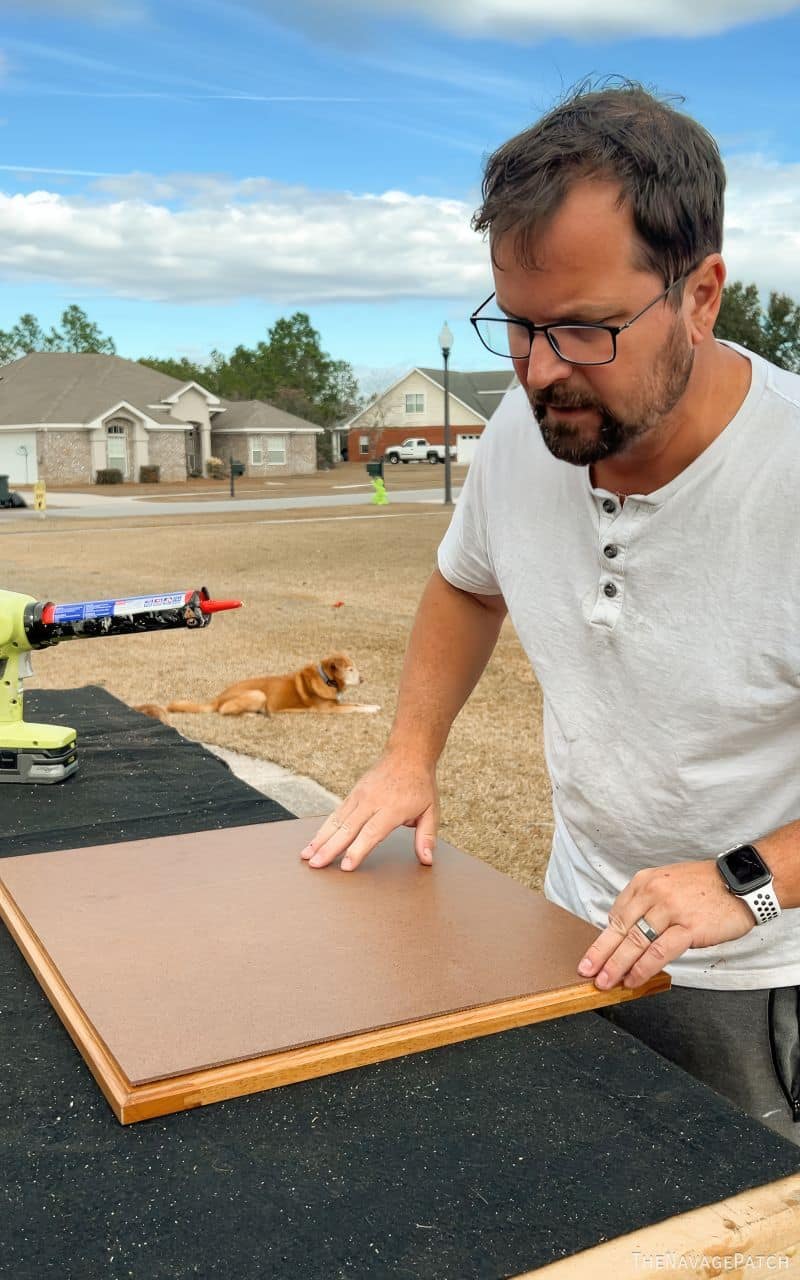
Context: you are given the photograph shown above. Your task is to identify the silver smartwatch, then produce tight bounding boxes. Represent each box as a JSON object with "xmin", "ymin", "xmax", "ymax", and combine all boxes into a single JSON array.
[{"xmin": 716, "ymin": 843, "xmax": 781, "ymax": 924}]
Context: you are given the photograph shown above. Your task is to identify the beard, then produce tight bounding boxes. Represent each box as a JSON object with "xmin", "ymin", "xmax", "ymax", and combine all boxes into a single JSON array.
[{"xmin": 529, "ymin": 319, "xmax": 695, "ymax": 466}]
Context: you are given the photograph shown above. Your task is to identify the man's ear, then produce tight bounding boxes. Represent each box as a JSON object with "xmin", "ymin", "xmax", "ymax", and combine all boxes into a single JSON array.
[{"xmin": 685, "ymin": 254, "xmax": 726, "ymax": 346}]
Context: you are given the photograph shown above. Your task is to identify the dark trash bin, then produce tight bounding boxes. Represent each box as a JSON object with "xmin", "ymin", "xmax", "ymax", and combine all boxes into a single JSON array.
[{"xmin": 0, "ymin": 476, "xmax": 25, "ymax": 509}]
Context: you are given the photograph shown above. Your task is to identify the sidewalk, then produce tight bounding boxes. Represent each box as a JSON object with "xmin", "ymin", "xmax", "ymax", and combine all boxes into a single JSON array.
[
  {"xmin": 203, "ymin": 742, "xmax": 341, "ymax": 818},
  {"xmin": 6, "ymin": 487, "xmax": 460, "ymax": 519}
]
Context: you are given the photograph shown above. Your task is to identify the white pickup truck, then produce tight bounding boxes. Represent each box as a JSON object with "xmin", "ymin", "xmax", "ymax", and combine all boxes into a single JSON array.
[{"xmin": 383, "ymin": 438, "xmax": 456, "ymax": 465}]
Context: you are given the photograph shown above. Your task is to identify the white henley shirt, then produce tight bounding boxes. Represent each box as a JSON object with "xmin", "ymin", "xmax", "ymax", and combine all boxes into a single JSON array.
[{"xmin": 438, "ymin": 343, "xmax": 800, "ymax": 989}]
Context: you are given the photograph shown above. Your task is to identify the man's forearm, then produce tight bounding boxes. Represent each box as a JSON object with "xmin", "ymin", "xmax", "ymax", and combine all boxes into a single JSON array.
[{"xmin": 386, "ymin": 568, "xmax": 507, "ymax": 763}]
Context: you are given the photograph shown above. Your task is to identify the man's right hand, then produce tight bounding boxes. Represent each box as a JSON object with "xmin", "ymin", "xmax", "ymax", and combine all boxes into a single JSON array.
[{"xmin": 300, "ymin": 749, "xmax": 439, "ymax": 872}]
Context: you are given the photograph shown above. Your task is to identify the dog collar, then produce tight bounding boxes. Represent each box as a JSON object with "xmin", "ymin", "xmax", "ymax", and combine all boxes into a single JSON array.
[{"xmin": 317, "ymin": 663, "xmax": 338, "ymax": 689}]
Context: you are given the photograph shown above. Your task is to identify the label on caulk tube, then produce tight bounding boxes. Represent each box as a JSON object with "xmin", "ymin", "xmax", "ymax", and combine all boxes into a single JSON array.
[
  {"xmin": 50, "ymin": 598, "xmax": 116, "ymax": 623},
  {"xmin": 50, "ymin": 592, "xmax": 187, "ymax": 623},
  {"xmin": 112, "ymin": 592, "xmax": 188, "ymax": 615}
]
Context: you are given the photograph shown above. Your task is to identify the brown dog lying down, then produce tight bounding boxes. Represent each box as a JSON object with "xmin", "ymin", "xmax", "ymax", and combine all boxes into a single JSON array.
[{"xmin": 136, "ymin": 652, "xmax": 380, "ymax": 722}]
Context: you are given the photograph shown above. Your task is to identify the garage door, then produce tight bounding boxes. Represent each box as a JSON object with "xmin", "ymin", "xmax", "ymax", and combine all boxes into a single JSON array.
[
  {"xmin": 456, "ymin": 433, "xmax": 481, "ymax": 465},
  {"xmin": 0, "ymin": 431, "xmax": 38, "ymax": 484}
]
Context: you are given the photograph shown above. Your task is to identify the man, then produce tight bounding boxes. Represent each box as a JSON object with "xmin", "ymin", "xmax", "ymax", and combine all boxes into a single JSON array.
[{"xmin": 302, "ymin": 83, "xmax": 800, "ymax": 1141}]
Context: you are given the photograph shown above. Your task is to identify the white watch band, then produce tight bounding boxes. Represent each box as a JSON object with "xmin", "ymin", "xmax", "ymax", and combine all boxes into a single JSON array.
[{"xmin": 739, "ymin": 880, "xmax": 781, "ymax": 924}]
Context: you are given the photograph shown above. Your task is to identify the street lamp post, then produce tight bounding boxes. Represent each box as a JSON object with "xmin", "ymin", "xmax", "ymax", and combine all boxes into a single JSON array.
[{"xmin": 438, "ymin": 322, "xmax": 454, "ymax": 506}]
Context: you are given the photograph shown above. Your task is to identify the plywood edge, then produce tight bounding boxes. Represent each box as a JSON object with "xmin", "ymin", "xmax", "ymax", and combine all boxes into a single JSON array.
[
  {"xmin": 0, "ymin": 881, "xmax": 132, "ymax": 1124},
  {"xmin": 517, "ymin": 1172, "xmax": 800, "ymax": 1277},
  {"xmin": 118, "ymin": 971, "xmax": 670, "ymax": 1123}
]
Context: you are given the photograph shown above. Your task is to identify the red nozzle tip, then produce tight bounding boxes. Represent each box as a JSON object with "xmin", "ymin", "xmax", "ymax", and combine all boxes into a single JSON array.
[{"xmin": 199, "ymin": 599, "xmax": 242, "ymax": 614}]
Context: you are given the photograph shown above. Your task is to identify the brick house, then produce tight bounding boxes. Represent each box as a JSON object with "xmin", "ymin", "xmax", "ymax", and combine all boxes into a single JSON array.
[
  {"xmin": 345, "ymin": 366, "xmax": 516, "ymax": 464},
  {"xmin": 0, "ymin": 352, "xmax": 322, "ymax": 484}
]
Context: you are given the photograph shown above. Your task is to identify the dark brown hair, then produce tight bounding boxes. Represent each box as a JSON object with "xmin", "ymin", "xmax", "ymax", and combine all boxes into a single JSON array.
[{"xmin": 473, "ymin": 79, "xmax": 725, "ymax": 297}]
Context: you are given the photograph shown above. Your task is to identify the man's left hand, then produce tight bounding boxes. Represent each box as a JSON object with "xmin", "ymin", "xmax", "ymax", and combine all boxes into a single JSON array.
[{"xmin": 577, "ymin": 860, "xmax": 755, "ymax": 990}]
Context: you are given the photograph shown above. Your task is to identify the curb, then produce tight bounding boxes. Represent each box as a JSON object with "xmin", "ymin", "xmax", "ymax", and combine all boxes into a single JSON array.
[{"xmin": 202, "ymin": 742, "xmax": 341, "ymax": 818}]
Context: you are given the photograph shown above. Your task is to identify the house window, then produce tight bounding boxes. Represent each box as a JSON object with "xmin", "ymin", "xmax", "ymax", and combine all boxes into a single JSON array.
[
  {"xmin": 405, "ymin": 394, "xmax": 424, "ymax": 413},
  {"xmin": 359, "ymin": 435, "xmax": 369, "ymax": 455},
  {"xmin": 250, "ymin": 439, "xmax": 263, "ymax": 466},
  {"xmin": 266, "ymin": 435, "xmax": 286, "ymax": 465},
  {"xmin": 106, "ymin": 420, "xmax": 129, "ymax": 477}
]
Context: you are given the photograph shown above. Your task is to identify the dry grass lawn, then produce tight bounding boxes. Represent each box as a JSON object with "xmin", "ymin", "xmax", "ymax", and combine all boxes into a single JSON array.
[{"xmin": 3, "ymin": 504, "xmax": 553, "ymax": 887}]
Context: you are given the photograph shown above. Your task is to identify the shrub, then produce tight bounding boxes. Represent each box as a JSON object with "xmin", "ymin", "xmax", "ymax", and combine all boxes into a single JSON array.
[
  {"xmin": 206, "ymin": 456, "xmax": 225, "ymax": 479},
  {"xmin": 96, "ymin": 468, "xmax": 123, "ymax": 484},
  {"xmin": 139, "ymin": 465, "xmax": 160, "ymax": 483}
]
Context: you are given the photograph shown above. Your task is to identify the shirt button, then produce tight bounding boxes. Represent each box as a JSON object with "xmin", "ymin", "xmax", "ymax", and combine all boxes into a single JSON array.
[
  {"xmin": 603, "ymin": 582, "xmax": 617, "ymax": 598},
  {"xmin": 603, "ymin": 544, "xmax": 619, "ymax": 559},
  {"xmin": 602, "ymin": 499, "xmax": 617, "ymax": 514}
]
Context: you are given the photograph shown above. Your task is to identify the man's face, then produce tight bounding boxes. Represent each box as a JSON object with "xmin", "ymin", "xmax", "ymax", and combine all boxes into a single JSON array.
[{"xmin": 492, "ymin": 179, "xmax": 695, "ymax": 467}]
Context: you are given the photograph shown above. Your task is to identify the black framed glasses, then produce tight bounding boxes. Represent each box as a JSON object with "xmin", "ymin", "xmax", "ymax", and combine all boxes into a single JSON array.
[{"xmin": 470, "ymin": 272, "xmax": 692, "ymax": 366}]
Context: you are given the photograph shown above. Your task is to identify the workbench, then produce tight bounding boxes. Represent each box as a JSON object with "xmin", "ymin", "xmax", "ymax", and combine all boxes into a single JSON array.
[{"xmin": 2, "ymin": 688, "xmax": 798, "ymax": 1279}]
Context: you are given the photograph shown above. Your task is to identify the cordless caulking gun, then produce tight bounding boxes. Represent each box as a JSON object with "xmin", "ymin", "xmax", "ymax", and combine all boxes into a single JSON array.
[{"xmin": 0, "ymin": 587, "xmax": 241, "ymax": 784}]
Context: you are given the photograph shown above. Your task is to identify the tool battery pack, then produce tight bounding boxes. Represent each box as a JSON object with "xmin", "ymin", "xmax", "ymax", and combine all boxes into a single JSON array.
[{"xmin": 0, "ymin": 741, "xmax": 78, "ymax": 784}]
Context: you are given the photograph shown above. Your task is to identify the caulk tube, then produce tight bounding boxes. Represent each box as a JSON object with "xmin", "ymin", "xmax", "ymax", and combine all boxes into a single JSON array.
[
  {"xmin": 41, "ymin": 589, "xmax": 241, "ymax": 624},
  {"xmin": 23, "ymin": 589, "xmax": 242, "ymax": 645},
  {"xmin": 43, "ymin": 590, "xmax": 196, "ymax": 625},
  {"xmin": 21, "ymin": 599, "xmax": 58, "ymax": 647}
]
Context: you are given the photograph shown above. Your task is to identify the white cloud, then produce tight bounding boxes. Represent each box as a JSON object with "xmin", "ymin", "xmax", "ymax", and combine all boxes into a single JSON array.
[
  {"xmin": 260, "ymin": 0, "xmax": 800, "ymax": 40},
  {"xmin": 0, "ymin": 180, "xmax": 488, "ymax": 304},
  {"xmin": 0, "ymin": 156, "xmax": 798, "ymax": 306},
  {"xmin": 4, "ymin": 0, "xmax": 796, "ymax": 38},
  {"xmin": 0, "ymin": 164, "xmax": 117, "ymax": 180},
  {"xmin": 723, "ymin": 154, "xmax": 800, "ymax": 296}
]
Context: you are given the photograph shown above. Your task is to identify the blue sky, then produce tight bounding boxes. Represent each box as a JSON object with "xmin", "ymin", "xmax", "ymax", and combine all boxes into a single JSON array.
[{"xmin": 2, "ymin": 0, "xmax": 800, "ymax": 392}]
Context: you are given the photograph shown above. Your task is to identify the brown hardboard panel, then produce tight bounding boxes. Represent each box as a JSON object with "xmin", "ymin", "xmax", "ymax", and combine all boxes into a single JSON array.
[{"xmin": 0, "ymin": 816, "xmax": 669, "ymax": 1120}]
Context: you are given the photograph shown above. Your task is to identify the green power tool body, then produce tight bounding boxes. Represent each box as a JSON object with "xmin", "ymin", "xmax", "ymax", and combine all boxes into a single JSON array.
[{"xmin": 0, "ymin": 587, "xmax": 241, "ymax": 784}]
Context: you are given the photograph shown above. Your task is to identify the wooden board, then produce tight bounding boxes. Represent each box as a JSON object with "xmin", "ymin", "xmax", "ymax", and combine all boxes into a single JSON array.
[
  {"xmin": 524, "ymin": 1173, "xmax": 800, "ymax": 1277},
  {"xmin": 0, "ymin": 815, "xmax": 669, "ymax": 1123}
]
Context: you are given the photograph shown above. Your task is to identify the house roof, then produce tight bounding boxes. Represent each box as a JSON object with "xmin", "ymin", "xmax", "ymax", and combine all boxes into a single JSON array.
[
  {"xmin": 214, "ymin": 399, "xmax": 323, "ymax": 434},
  {"xmin": 0, "ymin": 352, "xmax": 195, "ymax": 425},
  {"xmin": 416, "ymin": 368, "xmax": 517, "ymax": 420},
  {"xmin": 344, "ymin": 366, "xmax": 517, "ymax": 430},
  {"xmin": 147, "ymin": 406, "xmax": 185, "ymax": 426},
  {"xmin": 0, "ymin": 352, "xmax": 322, "ymax": 434}
]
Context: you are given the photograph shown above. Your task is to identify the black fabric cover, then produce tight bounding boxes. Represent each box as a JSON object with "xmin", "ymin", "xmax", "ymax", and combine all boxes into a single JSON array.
[
  {"xmin": 1, "ymin": 689, "xmax": 798, "ymax": 1280},
  {"xmin": 1, "ymin": 686, "xmax": 292, "ymax": 855}
]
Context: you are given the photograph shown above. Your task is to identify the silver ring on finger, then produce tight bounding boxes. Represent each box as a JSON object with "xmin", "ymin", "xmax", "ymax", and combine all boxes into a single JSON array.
[{"xmin": 635, "ymin": 915, "xmax": 660, "ymax": 944}]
